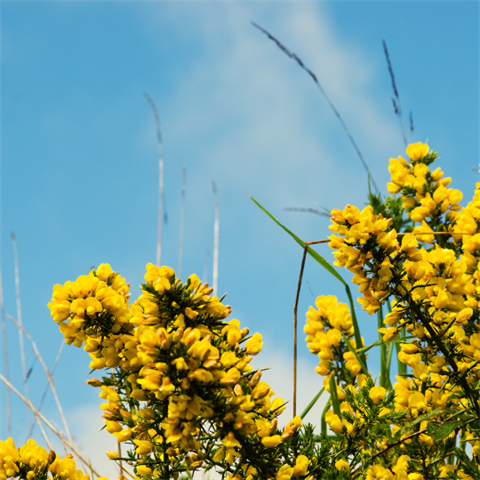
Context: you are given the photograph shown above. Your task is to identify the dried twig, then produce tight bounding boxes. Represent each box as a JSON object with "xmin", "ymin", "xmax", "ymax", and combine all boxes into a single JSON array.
[
  {"xmin": 179, "ymin": 164, "xmax": 186, "ymax": 278},
  {"xmin": 212, "ymin": 181, "xmax": 219, "ymax": 294},
  {"xmin": 293, "ymin": 239, "xmax": 330, "ymax": 416},
  {"xmin": 0, "ymin": 373, "xmax": 102, "ymax": 477},
  {"xmin": 284, "ymin": 207, "xmax": 329, "ymax": 218},
  {"xmin": 143, "ymin": 92, "xmax": 164, "ymax": 267},
  {"xmin": 252, "ymin": 22, "xmax": 379, "ymax": 193},
  {"xmin": 7, "ymin": 315, "xmax": 73, "ymax": 448},
  {"xmin": 27, "ymin": 340, "xmax": 65, "ymax": 438},
  {"xmin": 0, "ymin": 258, "xmax": 11, "ymax": 436},
  {"xmin": 382, "ymin": 40, "xmax": 408, "ymax": 147}
]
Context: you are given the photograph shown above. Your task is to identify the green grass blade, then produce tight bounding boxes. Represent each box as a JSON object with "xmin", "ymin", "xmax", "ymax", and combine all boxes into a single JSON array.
[
  {"xmin": 300, "ymin": 387, "xmax": 325, "ymax": 419},
  {"xmin": 321, "ymin": 399, "xmax": 330, "ymax": 435},
  {"xmin": 396, "ymin": 325, "xmax": 407, "ymax": 377},
  {"xmin": 329, "ymin": 375, "xmax": 341, "ymax": 417},
  {"xmin": 383, "ymin": 341, "xmax": 394, "ymax": 390},
  {"xmin": 251, "ymin": 196, "xmax": 369, "ymax": 370},
  {"xmin": 250, "ymin": 196, "xmax": 346, "ymax": 285}
]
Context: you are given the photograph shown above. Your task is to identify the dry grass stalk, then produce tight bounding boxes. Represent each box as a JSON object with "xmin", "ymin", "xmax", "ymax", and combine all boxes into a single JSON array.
[
  {"xmin": 178, "ymin": 164, "xmax": 186, "ymax": 278},
  {"xmin": 7, "ymin": 315, "xmax": 73, "ymax": 448},
  {"xmin": 293, "ymin": 239, "xmax": 329, "ymax": 417},
  {"xmin": 143, "ymin": 92, "xmax": 164, "ymax": 268},
  {"xmin": 0, "ymin": 259, "xmax": 11, "ymax": 436},
  {"xmin": 252, "ymin": 22, "xmax": 379, "ymax": 193},
  {"xmin": 284, "ymin": 207, "xmax": 329, "ymax": 218},
  {"xmin": 11, "ymin": 232, "xmax": 30, "ymax": 412},
  {"xmin": 27, "ymin": 340, "xmax": 65, "ymax": 438},
  {"xmin": 212, "ymin": 181, "xmax": 219, "ymax": 294},
  {"xmin": 382, "ymin": 40, "xmax": 408, "ymax": 147},
  {"xmin": 0, "ymin": 372, "xmax": 102, "ymax": 477}
]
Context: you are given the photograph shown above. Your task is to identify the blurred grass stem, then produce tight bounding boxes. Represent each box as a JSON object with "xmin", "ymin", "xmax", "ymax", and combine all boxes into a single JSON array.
[
  {"xmin": 7, "ymin": 314, "xmax": 73, "ymax": 448},
  {"xmin": 253, "ymin": 22, "xmax": 379, "ymax": 193},
  {"xmin": 212, "ymin": 181, "xmax": 219, "ymax": 294},
  {"xmin": 179, "ymin": 164, "xmax": 186, "ymax": 278},
  {"xmin": 143, "ymin": 92, "xmax": 164, "ymax": 267},
  {"xmin": 293, "ymin": 239, "xmax": 329, "ymax": 416},
  {"xmin": 0, "ymin": 260, "xmax": 11, "ymax": 436},
  {"xmin": 27, "ymin": 340, "xmax": 65, "ymax": 439},
  {"xmin": 0, "ymin": 373, "xmax": 102, "ymax": 477},
  {"xmin": 11, "ymin": 232, "xmax": 30, "ymax": 420}
]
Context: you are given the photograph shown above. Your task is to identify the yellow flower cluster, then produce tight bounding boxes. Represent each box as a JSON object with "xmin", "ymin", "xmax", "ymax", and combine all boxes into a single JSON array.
[
  {"xmin": 48, "ymin": 264, "xmax": 302, "ymax": 479},
  {"xmin": 48, "ymin": 263, "xmax": 133, "ymax": 369},
  {"xmin": 387, "ymin": 142, "xmax": 462, "ymax": 226},
  {"xmin": 324, "ymin": 143, "xmax": 480, "ymax": 476},
  {"xmin": 0, "ymin": 439, "xmax": 94, "ymax": 480}
]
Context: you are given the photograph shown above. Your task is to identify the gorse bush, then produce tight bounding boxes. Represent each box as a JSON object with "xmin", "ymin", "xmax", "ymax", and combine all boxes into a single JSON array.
[{"xmin": 1, "ymin": 142, "xmax": 479, "ymax": 479}]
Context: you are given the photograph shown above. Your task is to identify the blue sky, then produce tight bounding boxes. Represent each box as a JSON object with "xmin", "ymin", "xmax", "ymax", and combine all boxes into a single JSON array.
[{"xmin": 1, "ymin": 1, "xmax": 479, "ymax": 475}]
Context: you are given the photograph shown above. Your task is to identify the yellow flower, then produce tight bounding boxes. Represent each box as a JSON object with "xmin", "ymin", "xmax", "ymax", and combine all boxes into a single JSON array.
[
  {"xmin": 136, "ymin": 465, "xmax": 152, "ymax": 477},
  {"xmin": 292, "ymin": 455, "xmax": 309, "ymax": 478},
  {"xmin": 261, "ymin": 435, "xmax": 282, "ymax": 448},
  {"xmin": 245, "ymin": 333, "xmax": 263, "ymax": 355},
  {"xmin": 335, "ymin": 459, "xmax": 350, "ymax": 471},
  {"xmin": 369, "ymin": 386, "xmax": 387, "ymax": 404}
]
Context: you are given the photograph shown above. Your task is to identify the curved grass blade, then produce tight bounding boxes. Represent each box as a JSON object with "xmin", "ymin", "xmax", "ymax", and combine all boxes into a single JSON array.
[
  {"xmin": 300, "ymin": 387, "xmax": 325, "ymax": 419},
  {"xmin": 329, "ymin": 375, "xmax": 341, "ymax": 417},
  {"xmin": 251, "ymin": 195, "xmax": 368, "ymax": 368},
  {"xmin": 249, "ymin": 196, "xmax": 345, "ymax": 284}
]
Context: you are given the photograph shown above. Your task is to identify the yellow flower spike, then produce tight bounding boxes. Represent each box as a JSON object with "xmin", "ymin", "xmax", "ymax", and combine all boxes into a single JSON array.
[
  {"xmin": 406, "ymin": 142, "xmax": 429, "ymax": 162},
  {"xmin": 369, "ymin": 386, "xmax": 387, "ymax": 404}
]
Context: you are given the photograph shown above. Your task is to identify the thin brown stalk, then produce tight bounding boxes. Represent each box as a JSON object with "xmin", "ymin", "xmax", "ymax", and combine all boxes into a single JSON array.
[
  {"xmin": 7, "ymin": 315, "xmax": 73, "ymax": 449},
  {"xmin": 118, "ymin": 441, "xmax": 124, "ymax": 479},
  {"xmin": 252, "ymin": 22, "xmax": 379, "ymax": 193},
  {"xmin": 178, "ymin": 164, "xmax": 186, "ymax": 278},
  {"xmin": 143, "ymin": 92, "xmax": 164, "ymax": 267},
  {"xmin": 293, "ymin": 239, "xmax": 330, "ymax": 417},
  {"xmin": 0, "ymin": 373, "xmax": 102, "ymax": 477},
  {"xmin": 0, "ymin": 258, "xmax": 11, "ymax": 436},
  {"xmin": 284, "ymin": 207, "xmax": 329, "ymax": 217},
  {"xmin": 27, "ymin": 340, "xmax": 65, "ymax": 439},
  {"xmin": 11, "ymin": 232, "xmax": 30, "ymax": 414},
  {"xmin": 212, "ymin": 181, "xmax": 219, "ymax": 294}
]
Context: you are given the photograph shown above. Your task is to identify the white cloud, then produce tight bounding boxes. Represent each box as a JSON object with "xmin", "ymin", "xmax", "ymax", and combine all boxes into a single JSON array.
[{"xmin": 138, "ymin": 2, "xmax": 402, "ymax": 250}]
